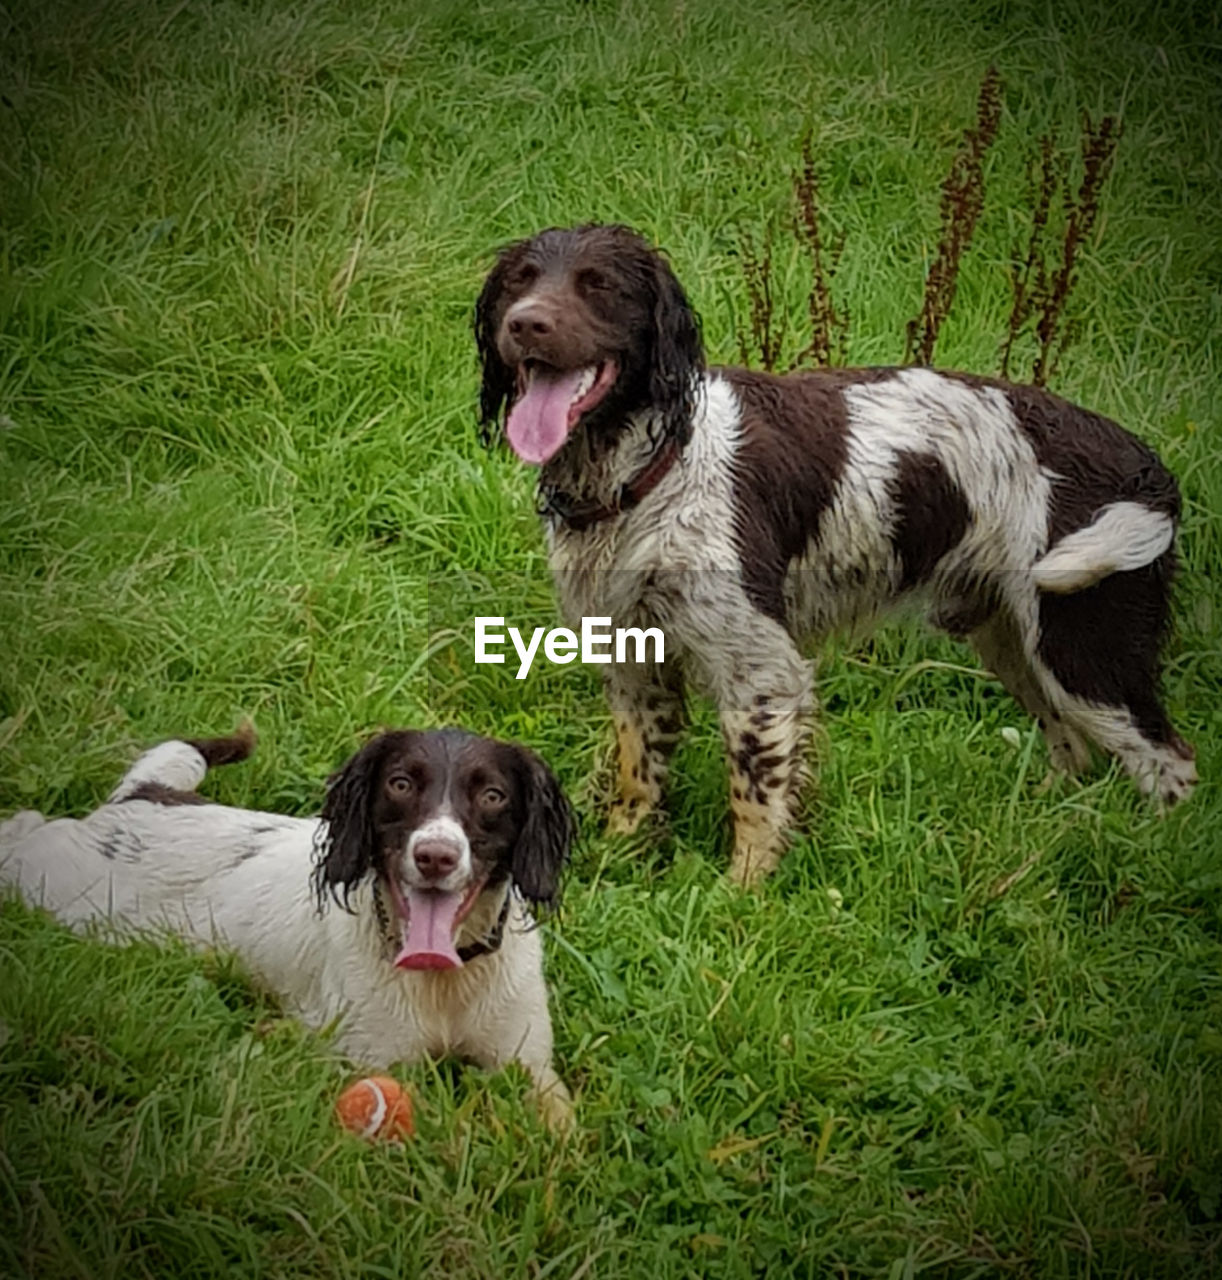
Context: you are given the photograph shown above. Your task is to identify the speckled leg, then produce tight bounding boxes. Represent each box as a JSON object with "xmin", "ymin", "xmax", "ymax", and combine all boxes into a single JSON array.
[
  {"xmin": 722, "ymin": 680, "xmax": 813, "ymax": 888},
  {"xmin": 605, "ymin": 660, "xmax": 685, "ymax": 835}
]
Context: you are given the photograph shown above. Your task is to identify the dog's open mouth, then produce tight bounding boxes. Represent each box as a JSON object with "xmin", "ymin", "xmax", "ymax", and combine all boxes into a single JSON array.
[
  {"xmin": 383, "ymin": 876, "xmax": 487, "ymax": 971},
  {"xmin": 506, "ymin": 359, "xmax": 619, "ymax": 465}
]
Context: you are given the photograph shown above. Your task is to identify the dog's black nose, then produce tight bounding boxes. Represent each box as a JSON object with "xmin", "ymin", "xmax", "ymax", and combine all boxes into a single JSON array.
[
  {"xmin": 507, "ymin": 305, "xmax": 555, "ymax": 339},
  {"xmin": 412, "ymin": 840, "xmax": 459, "ymax": 880}
]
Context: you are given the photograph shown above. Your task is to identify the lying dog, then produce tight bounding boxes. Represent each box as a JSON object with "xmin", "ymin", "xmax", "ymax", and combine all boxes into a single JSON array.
[
  {"xmin": 0, "ymin": 724, "xmax": 575, "ymax": 1129},
  {"xmin": 475, "ymin": 222, "xmax": 1196, "ymax": 886}
]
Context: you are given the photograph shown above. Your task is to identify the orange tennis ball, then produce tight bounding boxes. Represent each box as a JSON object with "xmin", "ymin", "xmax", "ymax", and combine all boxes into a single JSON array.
[{"xmin": 334, "ymin": 1075, "xmax": 414, "ymax": 1142}]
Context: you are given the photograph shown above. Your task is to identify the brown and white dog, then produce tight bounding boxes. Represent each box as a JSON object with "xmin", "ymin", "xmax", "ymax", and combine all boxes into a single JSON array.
[
  {"xmin": 475, "ymin": 223, "xmax": 1196, "ymax": 886},
  {"xmin": 0, "ymin": 725, "xmax": 575, "ymax": 1128}
]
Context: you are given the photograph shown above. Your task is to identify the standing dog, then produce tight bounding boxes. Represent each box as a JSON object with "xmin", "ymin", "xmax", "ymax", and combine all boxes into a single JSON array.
[
  {"xmin": 475, "ymin": 223, "xmax": 1195, "ymax": 886},
  {"xmin": 0, "ymin": 724, "xmax": 575, "ymax": 1129}
]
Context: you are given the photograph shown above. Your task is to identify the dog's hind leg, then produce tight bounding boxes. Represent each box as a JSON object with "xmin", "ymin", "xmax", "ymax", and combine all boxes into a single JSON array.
[
  {"xmin": 1049, "ymin": 694, "xmax": 1196, "ymax": 805},
  {"xmin": 0, "ymin": 810, "xmax": 48, "ymax": 852},
  {"xmin": 1032, "ymin": 557, "xmax": 1196, "ymax": 806},
  {"xmin": 107, "ymin": 723, "xmax": 256, "ymax": 804},
  {"xmin": 968, "ymin": 609, "xmax": 1092, "ymax": 779}
]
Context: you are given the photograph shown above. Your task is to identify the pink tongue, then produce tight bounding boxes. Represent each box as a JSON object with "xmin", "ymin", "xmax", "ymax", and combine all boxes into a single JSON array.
[
  {"xmin": 393, "ymin": 889, "xmax": 464, "ymax": 971},
  {"xmin": 506, "ymin": 368, "xmax": 588, "ymax": 464}
]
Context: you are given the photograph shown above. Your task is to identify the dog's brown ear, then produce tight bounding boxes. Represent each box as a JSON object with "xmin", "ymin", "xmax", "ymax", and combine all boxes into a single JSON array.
[
  {"xmin": 646, "ymin": 245, "xmax": 704, "ymax": 448},
  {"xmin": 474, "ymin": 244, "xmax": 524, "ymax": 446},
  {"xmin": 313, "ymin": 733, "xmax": 399, "ymax": 911},
  {"xmin": 510, "ymin": 747, "xmax": 575, "ymax": 907}
]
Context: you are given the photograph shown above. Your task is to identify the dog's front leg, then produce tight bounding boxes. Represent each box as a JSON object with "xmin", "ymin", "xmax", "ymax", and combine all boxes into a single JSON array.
[
  {"xmin": 604, "ymin": 659, "xmax": 685, "ymax": 836},
  {"xmin": 482, "ymin": 1009, "xmax": 574, "ymax": 1134},
  {"xmin": 709, "ymin": 636, "xmax": 814, "ymax": 888},
  {"xmin": 524, "ymin": 1063, "xmax": 575, "ymax": 1135}
]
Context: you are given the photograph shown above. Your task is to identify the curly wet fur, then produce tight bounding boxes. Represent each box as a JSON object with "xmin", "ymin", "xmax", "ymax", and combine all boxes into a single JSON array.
[{"xmin": 476, "ymin": 224, "xmax": 1196, "ymax": 886}]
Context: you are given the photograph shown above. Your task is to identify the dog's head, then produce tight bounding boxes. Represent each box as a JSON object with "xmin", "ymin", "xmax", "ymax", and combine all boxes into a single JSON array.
[
  {"xmin": 474, "ymin": 223, "xmax": 704, "ymax": 465},
  {"xmin": 313, "ymin": 728, "xmax": 573, "ymax": 970}
]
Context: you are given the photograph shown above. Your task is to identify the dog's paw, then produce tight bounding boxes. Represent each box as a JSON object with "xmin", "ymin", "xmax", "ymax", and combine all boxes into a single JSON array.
[
  {"xmin": 606, "ymin": 796, "xmax": 651, "ymax": 836},
  {"xmin": 1033, "ymin": 768, "xmax": 1080, "ymax": 797},
  {"xmin": 530, "ymin": 1079, "xmax": 575, "ymax": 1137},
  {"xmin": 726, "ymin": 845, "xmax": 779, "ymax": 890},
  {"xmin": 1156, "ymin": 750, "xmax": 1197, "ymax": 809}
]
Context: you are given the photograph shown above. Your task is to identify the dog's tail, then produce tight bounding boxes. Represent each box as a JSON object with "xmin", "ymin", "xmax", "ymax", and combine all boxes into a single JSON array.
[
  {"xmin": 1031, "ymin": 501, "xmax": 1176, "ymax": 594},
  {"xmin": 185, "ymin": 721, "xmax": 257, "ymax": 769},
  {"xmin": 107, "ymin": 720, "xmax": 257, "ymax": 804}
]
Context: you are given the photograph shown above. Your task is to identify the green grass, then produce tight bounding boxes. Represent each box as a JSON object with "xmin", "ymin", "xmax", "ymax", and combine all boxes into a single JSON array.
[{"xmin": 2, "ymin": 0, "xmax": 1221, "ymax": 1274}]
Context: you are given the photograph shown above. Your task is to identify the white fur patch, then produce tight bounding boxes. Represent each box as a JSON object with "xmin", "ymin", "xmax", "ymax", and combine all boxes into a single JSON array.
[
  {"xmin": 404, "ymin": 814, "xmax": 472, "ymax": 890},
  {"xmin": 787, "ymin": 367, "xmax": 1052, "ymax": 633},
  {"xmin": 106, "ymin": 740, "xmax": 207, "ymax": 802}
]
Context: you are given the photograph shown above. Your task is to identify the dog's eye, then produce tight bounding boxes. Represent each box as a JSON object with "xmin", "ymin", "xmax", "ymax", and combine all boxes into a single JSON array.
[
  {"xmin": 577, "ymin": 268, "xmax": 609, "ymax": 293},
  {"xmin": 386, "ymin": 775, "xmax": 413, "ymax": 796},
  {"xmin": 510, "ymin": 263, "xmax": 539, "ymax": 288},
  {"xmin": 480, "ymin": 786, "xmax": 508, "ymax": 807}
]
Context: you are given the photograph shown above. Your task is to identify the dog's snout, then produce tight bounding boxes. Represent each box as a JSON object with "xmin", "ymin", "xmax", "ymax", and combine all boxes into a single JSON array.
[
  {"xmin": 412, "ymin": 839, "xmax": 460, "ymax": 880},
  {"xmin": 506, "ymin": 303, "xmax": 555, "ymax": 340}
]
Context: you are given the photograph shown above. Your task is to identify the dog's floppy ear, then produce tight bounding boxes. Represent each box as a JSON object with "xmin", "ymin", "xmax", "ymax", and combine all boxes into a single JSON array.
[
  {"xmin": 474, "ymin": 244, "xmax": 522, "ymax": 447},
  {"xmin": 313, "ymin": 733, "xmax": 396, "ymax": 912},
  {"xmin": 646, "ymin": 245, "xmax": 704, "ymax": 448},
  {"xmin": 510, "ymin": 747, "xmax": 575, "ymax": 907}
]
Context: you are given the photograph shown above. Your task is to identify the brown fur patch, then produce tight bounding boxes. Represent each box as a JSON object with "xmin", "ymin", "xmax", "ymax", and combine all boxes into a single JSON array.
[
  {"xmin": 186, "ymin": 721, "xmax": 257, "ymax": 769},
  {"xmin": 888, "ymin": 448, "xmax": 971, "ymax": 590},
  {"xmin": 1001, "ymin": 382, "xmax": 1181, "ymax": 539},
  {"xmin": 725, "ymin": 367, "xmax": 898, "ymax": 621},
  {"xmin": 726, "ymin": 797, "xmax": 786, "ymax": 887},
  {"xmin": 121, "ymin": 782, "xmax": 210, "ymax": 807}
]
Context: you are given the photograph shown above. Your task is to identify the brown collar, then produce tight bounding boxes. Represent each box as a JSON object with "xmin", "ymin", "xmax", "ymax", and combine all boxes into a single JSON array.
[
  {"xmin": 455, "ymin": 890, "xmax": 511, "ymax": 963},
  {"xmin": 539, "ymin": 436, "xmax": 682, "ymax": 532}
]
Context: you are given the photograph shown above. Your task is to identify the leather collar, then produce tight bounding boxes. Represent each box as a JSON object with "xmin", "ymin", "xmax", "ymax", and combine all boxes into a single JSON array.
[
  {"xmin": 456, "ymin": 890, "xmax": 511, "ymax": 963},
  {"xmin": 539, "ymin": 436, "xmax": 682, "ymax": 532}
]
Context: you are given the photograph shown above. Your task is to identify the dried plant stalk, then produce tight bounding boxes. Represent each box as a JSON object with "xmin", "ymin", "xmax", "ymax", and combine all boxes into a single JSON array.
[
  {"xmin": 735, "ymin": 134, "xmax": 849, "ymax": 373},
  {"xmin": 736, "ymin": 225, "xmax": 785, "ymax": 372},
  {"xmin": 905, "ymin": 67, "xmax": 1003, "ymax": 365},
  {"xmin": 1033, "ymin": 113, "xmax": 1119, "ymax": 385},
  {"xmin": 731, "ymin": 67, "xmax": 1116, "ymax": 386},
  {"xmin": 792, "ymin": 131, "xmax": 849, "ymax": 368},
  {"xmin": 1000, "ymin": 134, "xmax": 1059, "ymax": 378},
  {"xmin": 1000, "ymin": 113, "xmax": 1120, "ymax": 385}
]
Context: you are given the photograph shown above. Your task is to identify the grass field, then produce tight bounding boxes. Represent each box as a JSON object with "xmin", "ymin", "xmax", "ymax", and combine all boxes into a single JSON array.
[{"xmin": 2, "ymin": 0, "xmax": 1221, "ymax": 1275}]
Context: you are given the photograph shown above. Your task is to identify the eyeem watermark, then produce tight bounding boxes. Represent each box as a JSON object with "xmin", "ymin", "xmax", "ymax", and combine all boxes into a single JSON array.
[{"xmin": 474, "ymin": 616, "xmax": 665, "ymax": 680}]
